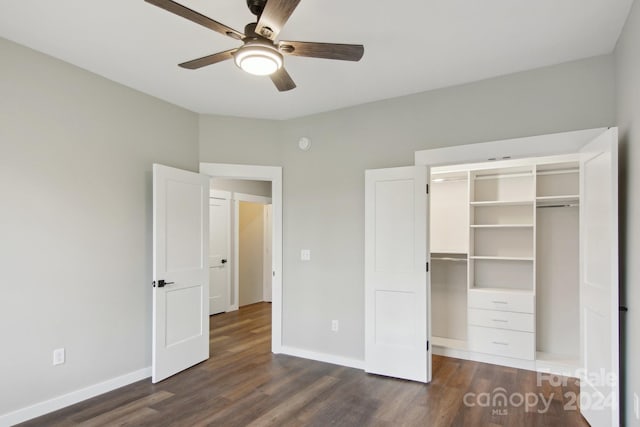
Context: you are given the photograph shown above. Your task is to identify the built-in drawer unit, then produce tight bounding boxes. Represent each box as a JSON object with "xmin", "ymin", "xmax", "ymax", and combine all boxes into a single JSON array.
[
  {"xmin": 468, "ymin": 325, "xmax": 535, "ymax": 360},
  {"xmin": 467, "ymin": 290, "xmax": 534, "ymax": 314},
  {"xmin": 468, "ymin": 308, "xmax": 534, "ymax": 332}
]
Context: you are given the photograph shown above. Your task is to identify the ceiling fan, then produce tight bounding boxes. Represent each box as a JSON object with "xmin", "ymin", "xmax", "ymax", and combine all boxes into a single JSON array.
[{"xmin": 145, "ymin": 0, "xmax": 365, "ymax": 91}]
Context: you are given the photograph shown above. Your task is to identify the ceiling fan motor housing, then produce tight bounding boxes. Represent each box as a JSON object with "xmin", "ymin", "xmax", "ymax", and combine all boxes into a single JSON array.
[{"xmin": 246, "ymin": 0, "xmax": 267, "ymax": 16}]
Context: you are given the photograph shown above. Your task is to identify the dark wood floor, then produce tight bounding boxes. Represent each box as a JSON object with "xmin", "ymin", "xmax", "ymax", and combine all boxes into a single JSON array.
[{"xmin": 21, "ymin": 303, "xmax": 588, "ymax": 426}]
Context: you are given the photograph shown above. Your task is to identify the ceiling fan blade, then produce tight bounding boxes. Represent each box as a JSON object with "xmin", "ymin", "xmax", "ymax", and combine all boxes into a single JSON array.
[
  {"xmin": 145, "ymin": 0, "xmax": 244, "ymax": 40},
  {"xmin": 278, "ymin": 41, "xmax": 364, "ymax": 61},
  {"xmin": 270, "ymin": 67, "xmax": 296, "ymax": 92},
  {"xmin": 179, "ymin": 49, "xmax": 236, "ymax": 70},
  {"xmin": 255, "ymin": 0, "xmax": 301, "ymax": 40}
]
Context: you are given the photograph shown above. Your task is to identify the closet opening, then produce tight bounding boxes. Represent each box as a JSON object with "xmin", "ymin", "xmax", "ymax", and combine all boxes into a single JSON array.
[{"xmin": 429, "ymin": 155, "xmax": 581, "ymax": 375}]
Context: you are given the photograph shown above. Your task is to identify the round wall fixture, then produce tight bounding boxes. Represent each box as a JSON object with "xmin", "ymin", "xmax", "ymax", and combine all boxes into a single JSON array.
[{"xmin": 298, "ymin": 137, "xmax": 312, "ymax": 151}]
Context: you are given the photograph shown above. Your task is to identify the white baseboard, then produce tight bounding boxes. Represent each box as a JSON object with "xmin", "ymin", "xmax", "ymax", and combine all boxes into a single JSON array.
[
  {"xmin": 0, "ymin": 367, "xmax": 151, "ymax": 427},
  {"xmin": 279, "ymin": 345, "xmax": 364, "ymax": 370}
]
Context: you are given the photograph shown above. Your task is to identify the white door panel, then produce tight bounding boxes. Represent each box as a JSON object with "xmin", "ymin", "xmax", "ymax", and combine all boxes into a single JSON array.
[
  {"xmin": 152, "ymin": 164, "xmax": 209, "ymax": 383},
  {"xmin": 365, "ymin": 166, "xmax": 430, "ymax": 383},
  {"xmin": 209, "ymin": 197, "xmax": 230, "ymax": 315},
  {"xmin": 579, "ymin": 128, "xmax": 619, "ymax": 426}
]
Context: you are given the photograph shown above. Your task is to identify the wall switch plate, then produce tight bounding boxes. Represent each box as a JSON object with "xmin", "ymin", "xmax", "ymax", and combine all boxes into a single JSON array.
[
  {"xmin": 300, "ymin": 249, "xmax": 311, "ymax": 261},
  {"xmin": 634, "ymin": 392, "xmax": 639, "ymax": 420},
  {"xmin": 331, "ymin": 320, "xmax": 339, "ymax": 332},
  {"xmin": 53, "ymin": 348, "xmax": 65, "ymax": 366}
]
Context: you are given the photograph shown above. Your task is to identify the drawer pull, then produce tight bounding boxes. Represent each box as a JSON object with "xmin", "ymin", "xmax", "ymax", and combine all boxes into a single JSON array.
[
  {"xmin": 492, "ymin": 341, "xmax": 509, "ymax": 346},
  {"xmin": 491, "ymin": 301, "xmax": 508, "ymax": 304},
  {"xmin": 492, "ymin": 319, "xmax": 508, "ymax": 323}
]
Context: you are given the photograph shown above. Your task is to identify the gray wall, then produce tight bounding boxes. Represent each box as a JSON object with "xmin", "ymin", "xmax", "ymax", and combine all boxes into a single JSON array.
[
  {"xmin": 200, "ymin": 54, "xmax": 616, "ymax": 361},
  {"xmin": 212, "ymin": 178, "xmax": 272, "ymax": 198},
  {"xmin": 0, "ymin": 38, "xmax": 199, "ymax": 416},
  {"xmin": 615, "ymin": 0, "xmax": 640, "ymax": 424},
  {"xmin": 0, "ymin": 31, "xmax": 623, "ymax": 421},
  {"xmin": 199, "ymin": 115, "xmax": 283, "ymax": 166}
]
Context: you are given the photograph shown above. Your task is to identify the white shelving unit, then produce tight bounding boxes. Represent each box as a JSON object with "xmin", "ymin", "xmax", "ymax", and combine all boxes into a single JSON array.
[
  {"xmin": 467, "ymin": 165, "xmax": 536, "ymax": 360},
  {"xmin": 430, "ymin": 156, "xmax": 582, "ymax": 374}
]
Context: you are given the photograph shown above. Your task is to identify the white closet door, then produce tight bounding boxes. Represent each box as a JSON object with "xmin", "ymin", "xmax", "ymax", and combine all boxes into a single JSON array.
[
  {"xmin": 152, "ymin": 164, "xmax": 210, "ymax": 383},
  {"xmin": 364, "ymin": 166, "xmax": 430, "ymax": 383},
  {"xmin": 579, "ymin": 128, "xmax": 619, "ymax": 426}
]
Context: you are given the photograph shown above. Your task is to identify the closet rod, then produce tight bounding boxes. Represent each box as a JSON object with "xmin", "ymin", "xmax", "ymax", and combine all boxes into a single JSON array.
[
  {"xmin": 537, "ymin": 203, "xmax": 579, "ymax": 209},
  {"xmin": 474, "ymin": 172, "xmax": 532, "ymax": 181}
]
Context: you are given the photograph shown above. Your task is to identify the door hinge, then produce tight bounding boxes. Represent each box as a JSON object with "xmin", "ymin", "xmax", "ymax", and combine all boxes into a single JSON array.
[
  {"xmin": 427, "ymin": 340, "xmax": 430, "ymax": 351},
  {"xmin": 426, "ymin": 184, "xmax": 429, "ymax": 194},
  {"xmin": 426, "ymin": 262, "xmax": 429, "ymax": 272}
]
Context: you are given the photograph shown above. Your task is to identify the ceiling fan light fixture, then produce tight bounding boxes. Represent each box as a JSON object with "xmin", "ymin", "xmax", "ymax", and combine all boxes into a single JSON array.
[{"xmin": 234, "ymin": 42, "xmax": 283, "ymax": 76}]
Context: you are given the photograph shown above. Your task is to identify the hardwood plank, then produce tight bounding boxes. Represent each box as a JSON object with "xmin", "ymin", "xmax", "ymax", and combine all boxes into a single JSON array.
[
  {"xmin": 76, "ymin": 391, "xmax": 173, "ymax": 426},
  {"xmin": 19, "ymin": 303, "xmax": 589, "ymax": 427}
]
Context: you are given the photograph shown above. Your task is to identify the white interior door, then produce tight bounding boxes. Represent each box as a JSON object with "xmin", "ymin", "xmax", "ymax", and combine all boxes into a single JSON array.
[
  {"xmin": 152, "ymin": 164, "xmax": 209, "ymax": 383},
  {"xmin": 364, "ymin": 166, "xmax": 430, "ymax": 383},
  {"xmin": 263, "ymin": 204, "xmax": 273, "ymax": 302},
  {"xmin": 209, "ymin": 195, "xmax": 230, "ymax": 315},
  {"xmin": 579, "ymin": 128, "xmax": 619, "ymax": 426}
]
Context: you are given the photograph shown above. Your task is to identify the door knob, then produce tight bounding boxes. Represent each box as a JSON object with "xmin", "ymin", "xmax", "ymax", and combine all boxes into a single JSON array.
[
  {"xmin": 221, "ymin": 259, "xmax": 228, "ymax": 264},
  {"xmin": 156, "ymin": 279, "xmax": 174, "ymax": 288}
]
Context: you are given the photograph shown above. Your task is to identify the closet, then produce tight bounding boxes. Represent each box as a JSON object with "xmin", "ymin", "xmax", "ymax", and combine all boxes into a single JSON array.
[
  {"xmin": 365, "ymin": 127, "xmax": 618, "ymax": 424},
  {"xmin": 430, "ymin": 156, "xmax": 580, "ymax": 374}
]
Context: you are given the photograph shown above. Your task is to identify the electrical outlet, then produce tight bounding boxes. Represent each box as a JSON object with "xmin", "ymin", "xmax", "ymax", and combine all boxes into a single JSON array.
[
  {"xmin": 331, "ymin": 320, "xmax": 339, "ymax": 332},
  {"xmin": 300, "ymin": 249, "xmax": 311, "ymax": 261},
  {"xmin": 53, "ymin": 348, "xmax": 65, "ymax": 366},
  {"xmin": 634, "ymin": 392, "xmax": 639, "ymax": 420}
]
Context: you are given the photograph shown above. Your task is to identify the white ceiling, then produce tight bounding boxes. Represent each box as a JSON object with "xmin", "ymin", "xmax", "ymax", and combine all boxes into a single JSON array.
[{"xmin": 0, "ymin": 0, "xmax": 633, "ymax": 120}]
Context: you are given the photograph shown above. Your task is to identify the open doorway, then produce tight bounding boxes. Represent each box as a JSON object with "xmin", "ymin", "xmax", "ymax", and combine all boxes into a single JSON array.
[
  {"xmin": 209, "ymin": 178, "xmax": 273, "ymax": 314},
  {"xmin": 200, "ymin": 163, "xmax": 283, "ymax": 354}
]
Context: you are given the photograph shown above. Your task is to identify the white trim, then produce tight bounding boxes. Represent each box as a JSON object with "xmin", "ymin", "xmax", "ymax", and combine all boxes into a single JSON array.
[
  {"xmin": 263, "ymin": 205, "xmax": 273, "ymax": 303},
  {"xmin": 232, "ymin": 199, "xmax": 240, "ymax": 312},
  {"xmin": 210, "ymin": 189, "xmax": 231, "ymax": 200},
  {"xmin": 0, "ymin": 367, "xmax": 151, "ymax": 426},
  {"xmin": 280, "ymin": 346, "xmax": 364, "ymax": 370},
  {"xmin": 430, "ymin": 153, "xmax": 581, "ymax": 175},
  {"xmin": 200, "ymin": 163, "xmax": 283, "ymax": 354},
  {"xmin": 415, "ymin": 128, "xmax": 607, "ymax": 166},
  {"xmin": 433, "ymin": 345, "xmax": 536, "ymax": 371},
  {"xmin": 233, "ymin": 192, "xmax": 272, "ymax": 205}
]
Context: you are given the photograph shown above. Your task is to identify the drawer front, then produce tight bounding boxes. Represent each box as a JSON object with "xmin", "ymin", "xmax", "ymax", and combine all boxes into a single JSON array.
[
  {"xmin": 468, "ymin": 308, "xmax": 535, "ymax": 332},
  {"xmin": 468, "ymin": 325, "xmax": 535, "ymax": 360},
  {"xmin": 468, "ymin": 290, "xmax": 534, "ymax": 313}
]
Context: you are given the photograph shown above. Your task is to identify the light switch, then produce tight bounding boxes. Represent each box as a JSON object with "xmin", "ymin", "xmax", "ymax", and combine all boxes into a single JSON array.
[{"xmin": 301, "ymin": 249, "xmax": 311, "ymax": 261}]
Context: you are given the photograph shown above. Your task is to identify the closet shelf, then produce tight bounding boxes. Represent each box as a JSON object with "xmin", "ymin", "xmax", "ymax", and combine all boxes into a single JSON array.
[
  {"xmin": 470, "ymin": 200, "xmax": 534, "ymax": 207},
  {"xmin": 470, "ymin": 256, "xmax": 534, "ymax": 261},
  {"xmin": 536, "ymin": 195, "xmax": 579, "ymax": 205},
  {"xmin": 470, "ymin": 224, "xmax": 533, "ymax": 228},
  {"xmin": 469, "ymin": 287, "xmax": 535, "ymax": 294},
  {"xmin": 432, "ymin": 257, "xmax": 468, "ymax": 262}
]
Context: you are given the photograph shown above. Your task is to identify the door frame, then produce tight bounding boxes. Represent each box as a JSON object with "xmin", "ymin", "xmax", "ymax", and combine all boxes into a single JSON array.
[
  {"xmin": 200, "ymin": 163, "xmax": 283, "ymax": 354},
  {"xmin": 415, "ymin": 127, "xmax": 619, "ymax": 422},
  {"xmin": 232, "ymin": 193, "xmax": 272, "ymax": 311}
]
